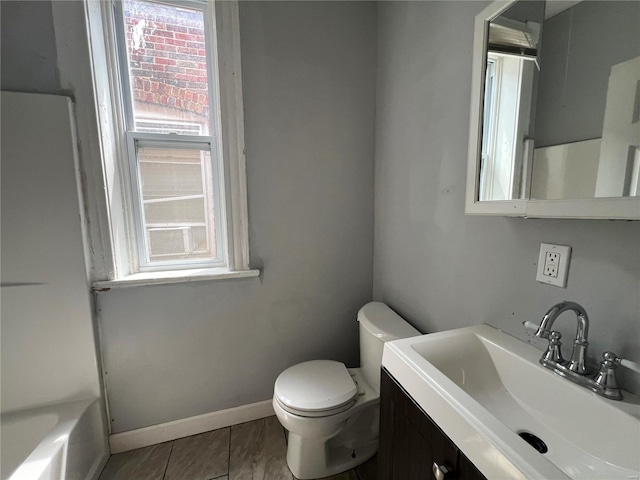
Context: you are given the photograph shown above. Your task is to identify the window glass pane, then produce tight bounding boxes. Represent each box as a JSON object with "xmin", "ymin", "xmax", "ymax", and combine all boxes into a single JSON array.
[
  {"xmin": 123, "ymin": 0, "xmax": 210, "ymax": 135},
  {"xmin": 138, "ymin": 147, "xmax": 217, "ymax": 263}
]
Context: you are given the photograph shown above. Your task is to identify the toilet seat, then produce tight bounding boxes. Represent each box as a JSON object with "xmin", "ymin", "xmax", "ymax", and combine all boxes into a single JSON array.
[
  {"xmin": 274, "ymin": 360, "xmax": 358, "ymax": 417},
  {"xmin": 275, "ymin": 396, "xmax": 356, "ymax": 418}
]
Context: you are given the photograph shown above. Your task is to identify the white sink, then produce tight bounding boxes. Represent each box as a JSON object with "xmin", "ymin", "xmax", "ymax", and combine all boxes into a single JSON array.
[{"xmin": 382, "ymin": 324, "xmax": 640, "ymax": 479}]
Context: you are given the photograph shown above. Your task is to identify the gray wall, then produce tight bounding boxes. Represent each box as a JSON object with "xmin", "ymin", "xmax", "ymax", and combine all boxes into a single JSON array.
[
  {"xmin": 535, "ymin": 1, "xmax": 640, "ymax": 147},
  {"xmin": 4, "ymin": 0, "xmax": 638, "ymax": 436},
  {"xmin": 1, "ymin": 1, "xmax": 60, "ymax": 93},
  {"xmin": 97, "ymin": 1, "xmax": 377, "ymax": 433},
  {"xmin": 373, "ymin": 1, "xmax": 640, "ymax": 393}
]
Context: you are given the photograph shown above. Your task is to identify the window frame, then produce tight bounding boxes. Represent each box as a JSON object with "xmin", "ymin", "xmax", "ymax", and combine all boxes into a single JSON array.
[
  {"xmin": 84, "ymin": 0, "xmax": 253, "ymax": 284},
  {"xmin": 126, "ymin": 135, "xmax": 225, "ymax": 271},
  {"xmin": 479, "ymin": 52, "xmax": 533, "ymax": 202}
]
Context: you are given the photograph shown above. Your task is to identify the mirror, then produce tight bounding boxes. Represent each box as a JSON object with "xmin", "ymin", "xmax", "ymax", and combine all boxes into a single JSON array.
[{"xmin": 466, "ymin": 0, "xmax": 640, "ymax": 219}]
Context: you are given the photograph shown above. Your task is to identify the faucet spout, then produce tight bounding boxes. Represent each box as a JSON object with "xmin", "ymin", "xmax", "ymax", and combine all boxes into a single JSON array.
[{"xmin": 536, "ymin": 301, "xmax": 589, "ymax": 374}]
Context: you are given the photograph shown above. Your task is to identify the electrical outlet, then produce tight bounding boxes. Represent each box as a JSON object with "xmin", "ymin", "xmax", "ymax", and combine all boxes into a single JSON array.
[
  {"xmin": 536, "ymin": 243, "xmax": 571, "ymax": 287},
  {"xmin": 543, "ymin": 252, "xmax": 560, "ymax": 277}
]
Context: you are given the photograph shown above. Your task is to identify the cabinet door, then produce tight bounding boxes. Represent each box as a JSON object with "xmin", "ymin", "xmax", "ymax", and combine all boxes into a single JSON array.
[
  {"xmin": 379, "ymin": 368, "xmax": 458, "ymax": 480},
  {"xmin": 458, "ymin": 451, "xmax": 487, "ymax": 480}
]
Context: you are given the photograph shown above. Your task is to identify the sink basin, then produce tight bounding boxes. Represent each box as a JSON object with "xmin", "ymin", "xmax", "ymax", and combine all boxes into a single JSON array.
[{"xmin": 382, "ymin": 324, "xmax": 640, "ymax": 479}]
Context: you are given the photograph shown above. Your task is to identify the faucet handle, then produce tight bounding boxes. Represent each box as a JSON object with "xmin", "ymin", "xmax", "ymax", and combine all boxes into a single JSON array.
[
  {"xmin": 523, "ymin": 320, "xmax": 548, "ymax": 338},
  {"xmin": 549, "ymin": 331, "xmax": 562, "ymax": 343},
  {"xmin": 523, "ymin": 320, "xmax": 539, "ymax": 332},
  {"xmin": 601, "ymin": 351, "xmax": 618, "ymax": 367},
  {"xmin": 594, "ymin": 352, "xmax": 622, "ymax": 400},
  {"xmin": 604, "ymin": 352, "xmax": 640, "ymax": 375},
  {"xmin": 541, "ymin": 331, "xmax": 564, "ymax": 365},
  {"xmin": 593, "ymin": 352, "xmax": 640, "ymax": 401}
]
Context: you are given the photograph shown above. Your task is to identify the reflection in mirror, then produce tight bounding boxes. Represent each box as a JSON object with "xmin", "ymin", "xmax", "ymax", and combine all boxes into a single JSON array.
[
  {"xmin": 480, "ymin": 1, "xmax": 544, "ymax": 201},
  {"xmin": 479, "ymin": 0, "xmax": 640, "ymax": 202}
]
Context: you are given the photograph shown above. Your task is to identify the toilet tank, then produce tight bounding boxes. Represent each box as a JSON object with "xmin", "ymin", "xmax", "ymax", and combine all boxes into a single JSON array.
[{"xmin": 358, "ymin": 302, "xmax": 421, "ymax": 393}]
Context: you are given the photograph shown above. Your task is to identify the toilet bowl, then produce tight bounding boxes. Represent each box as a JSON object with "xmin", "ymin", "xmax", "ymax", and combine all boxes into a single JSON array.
[{"xmin": 272, "ymin": 302, "xmax": 421, "ymax": 479}]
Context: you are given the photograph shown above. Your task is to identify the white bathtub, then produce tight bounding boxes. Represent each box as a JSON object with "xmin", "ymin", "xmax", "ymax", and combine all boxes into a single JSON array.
[{"xmin": 1, "ymin": 398, "xmax": 109, "ymax": 480}]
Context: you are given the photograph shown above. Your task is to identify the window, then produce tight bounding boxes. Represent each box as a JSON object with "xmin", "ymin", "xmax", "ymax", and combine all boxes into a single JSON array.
[
  {"xmin": 87, "ymin": 0, "xmax": 253, "ymax": 284},
  {"xmin": 478, "ymin": 14, "xmax": 540, "ymax": 202},
  {"xmin": 116, "ymin": 0, "xmax": 222, "ymax": 271},
  {"xmin": 479, "ymin": 52, "xmax": 536, "ymax": 201}
]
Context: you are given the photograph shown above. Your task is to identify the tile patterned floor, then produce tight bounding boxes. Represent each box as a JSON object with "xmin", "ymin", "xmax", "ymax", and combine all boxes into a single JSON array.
[{"xmin": 99, "ymin": 416, "xmax": 377, "ymax": 480}]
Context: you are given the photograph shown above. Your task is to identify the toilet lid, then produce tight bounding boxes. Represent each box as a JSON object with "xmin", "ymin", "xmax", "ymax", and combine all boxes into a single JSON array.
[{"xmin": 274, "ymin": 360, "xmax": 357, "ymax": 412}]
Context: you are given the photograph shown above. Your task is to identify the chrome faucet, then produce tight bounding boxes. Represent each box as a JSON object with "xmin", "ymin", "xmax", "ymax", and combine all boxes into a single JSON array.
[
  {"xmin": 535, "ymin": 301, "xmax": 589, "ymax": 374},
  {"xmin": 525, "ymin": 301, "xmax": 640, "ymax": 401}
]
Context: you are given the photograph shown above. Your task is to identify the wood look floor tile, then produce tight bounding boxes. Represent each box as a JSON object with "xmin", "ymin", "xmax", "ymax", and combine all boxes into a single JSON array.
[
  {"xmin": 229, "ymin": 416, "xmax": 292, "ymax": 480},
  {"xmin": 293, "ymin": 470, "xmax": 359, "ymax": 480},
  {"xmin": 164, "ymin": 428, "xmax": 230, "ymax": 480},
  {"xmin": 355, "ymin": 454, "xmax": 377, "ymax": 480},
  {"xmin": 98, "ymin": 442, "xmax": 173, "ymax": 480},
  {"xmin": 318, "ymin": 470, "xmax": 359, "ymax": 480}
]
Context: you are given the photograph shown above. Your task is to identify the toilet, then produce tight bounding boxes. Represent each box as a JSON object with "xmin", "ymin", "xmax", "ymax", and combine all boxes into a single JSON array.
[{"xmin": 272, "ymin": 302, "xmax": 421, "ymax": 479}]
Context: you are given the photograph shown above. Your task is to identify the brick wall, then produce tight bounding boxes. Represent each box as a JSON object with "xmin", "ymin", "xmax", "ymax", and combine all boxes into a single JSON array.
[{"xmin": 124, "ymin": 0, "xmax": 209, "ymax": 119}]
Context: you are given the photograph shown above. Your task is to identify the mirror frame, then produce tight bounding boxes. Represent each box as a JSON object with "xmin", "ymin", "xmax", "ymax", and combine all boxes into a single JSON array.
[{"xmin": 465, "ymin": 0, "xmax": 640, "ymax": 220}]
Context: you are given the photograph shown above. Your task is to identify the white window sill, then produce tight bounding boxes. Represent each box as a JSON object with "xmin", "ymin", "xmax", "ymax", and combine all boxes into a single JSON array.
[{"xmin": 92, "ymin": 267, "xmax": 260, "ymax": 290}]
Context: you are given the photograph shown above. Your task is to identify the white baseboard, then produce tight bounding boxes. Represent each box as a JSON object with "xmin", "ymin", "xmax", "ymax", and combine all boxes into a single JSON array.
[{"xmin": 109, "ymin": 399, "xmax": 275, "ymax": 453}]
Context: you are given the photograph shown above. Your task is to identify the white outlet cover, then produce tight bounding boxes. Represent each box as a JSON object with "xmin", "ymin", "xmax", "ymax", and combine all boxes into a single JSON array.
[{"xmin": 536, "ymin": 243, "xmax": 571, "ymax": 287}]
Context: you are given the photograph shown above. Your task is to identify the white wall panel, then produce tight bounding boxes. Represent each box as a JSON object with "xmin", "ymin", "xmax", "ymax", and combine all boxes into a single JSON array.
[{"xmin": 1, "ymin": 92, "xmax": 103, "ymax": 412}]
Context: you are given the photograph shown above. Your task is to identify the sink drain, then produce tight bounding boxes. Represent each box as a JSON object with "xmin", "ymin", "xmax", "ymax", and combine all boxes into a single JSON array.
[{"xmin": 518, "ymin": 431, "xmax": 548, "ymax": 454}]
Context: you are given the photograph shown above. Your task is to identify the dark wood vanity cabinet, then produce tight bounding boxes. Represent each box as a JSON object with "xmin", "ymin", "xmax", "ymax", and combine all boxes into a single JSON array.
[{"xmin": 379, "ymin": 368, "xmax": 487, "ymax": 480}]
